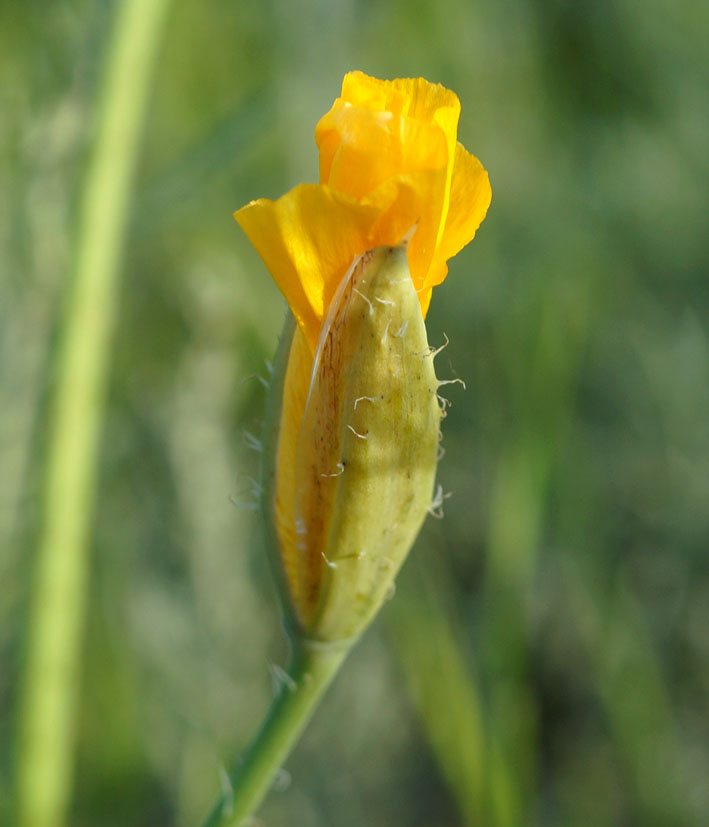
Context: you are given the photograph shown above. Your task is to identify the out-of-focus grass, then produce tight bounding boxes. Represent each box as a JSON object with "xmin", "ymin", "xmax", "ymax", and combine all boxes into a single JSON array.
[
  {"xmin": 14, "ymin": 2, "xmax": 173, "ymax": 825},
  {"xmin": 390, "ymin": 559, "xmax": 488, "ymax": 826},
  {"xmin": 2, "ymin": 0, "xmax": 708, "ymax": 825}
]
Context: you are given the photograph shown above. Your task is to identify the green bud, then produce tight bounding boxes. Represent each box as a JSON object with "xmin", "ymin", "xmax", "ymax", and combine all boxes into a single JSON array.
[{"xmin": 264, "ymin": 245, "xmax": 442, "ymax": 643}]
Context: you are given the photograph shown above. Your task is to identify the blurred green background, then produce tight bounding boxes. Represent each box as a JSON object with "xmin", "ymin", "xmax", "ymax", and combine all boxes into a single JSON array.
[{"xmin": 2, "ymin": 0, "xmax": 708, "ymax": 825}]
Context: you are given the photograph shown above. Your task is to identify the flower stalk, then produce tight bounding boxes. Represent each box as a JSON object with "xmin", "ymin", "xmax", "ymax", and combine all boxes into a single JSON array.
[
  {"xmin": 205, "ymin": 71, "xmax": 491, "ymax": 826},
  {"xmin": 202, "ymin": 640, "xmax": 348, "ymax": 827}
]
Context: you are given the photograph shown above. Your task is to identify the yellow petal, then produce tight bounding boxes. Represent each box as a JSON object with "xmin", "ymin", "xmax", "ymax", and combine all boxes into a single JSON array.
[
  {"xmin": 235, "ymin": 173, "xmax": 457, "ymax": 340},
  {"xmin": 362, "ymin": 168, "xmax": 447, "ymax": 293},
  {"xmin": 234, "ymin": 184, "xmax": 381, "ymax": 351},
  {"xmin": 418, "ymin": 287, "xmax": 434, "ymax": 319},
  {"xmin": 340, "ymin": 71, "xmax": 460, "ymax": 132},
  {"xmin": 316, "ymin": 100, "xmax": 449, "ymax": 200},
  {"xmin": 316, "ymin": 72, "xmax": 460, "ymax": 213},
  {"xmin": 235, "ymin": 73, "xmax": 491, "ymax": 337},
  {"xmin": 273, "ymin": 324, "xmax": 314, "ymax": 622},
  {"xmin": 425, "ymin": 142, "xmax": 492, "ymax": 294},
  {"xmin": 384, "ymin": 76, "xmax": 461, "ymax": 214},
  {"xmin": 316, "ymin": 72, "xmax": 464, "ymax": 285}
]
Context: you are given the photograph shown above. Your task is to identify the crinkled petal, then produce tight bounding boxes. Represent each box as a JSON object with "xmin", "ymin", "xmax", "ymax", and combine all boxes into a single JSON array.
[
  {"xmin": 316, "ymin": 72, "xmax": 462, "ymax": 265},
  {"xmin": 316, "ymin": 101, "xmax": 449, "ymax": 200},
  {"xmin": 385, "ymin": 75, "xmax": 460, "ymax": 204},
  {"xmin": 340, "ymin": 71, "xmax": 460, "ymax": 132}
]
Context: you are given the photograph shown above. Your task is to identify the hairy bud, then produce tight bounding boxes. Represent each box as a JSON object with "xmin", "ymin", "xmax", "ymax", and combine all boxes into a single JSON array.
[{"xmin": 264, "ymin": 245, "xmax": 442, "ymax": 643}]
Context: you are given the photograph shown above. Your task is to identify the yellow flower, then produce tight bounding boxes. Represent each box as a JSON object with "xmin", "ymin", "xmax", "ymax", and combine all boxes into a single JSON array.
[
  {"xmin": 234, "ymin": 72, "xmax": 491, "ymax": 642},
  {"xmin": 236, "ymin": 70, "xmax": 491, "ymax": 348}
]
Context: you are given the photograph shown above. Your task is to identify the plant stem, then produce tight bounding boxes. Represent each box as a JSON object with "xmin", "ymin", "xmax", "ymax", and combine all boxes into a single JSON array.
[
  {"xmin": 15, "ymin": 1, "xmax": 172, "ymax": 825},
  {"xmin": 199, "ymin": 313, "xmax": 351, "ymax": 826},
  {"xmin": 202, "ymin": 640, "xmax": 350, "ymax": 827}
]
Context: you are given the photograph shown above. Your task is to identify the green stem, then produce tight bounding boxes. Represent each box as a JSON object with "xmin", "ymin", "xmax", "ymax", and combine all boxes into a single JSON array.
[
  {"xmin": 15, "ymin": 1, "xmax": 172, "ymax": 825},
  {"xmin": 202, "ymin": 640, "xmax": 350, "ymax": 827},
  {"xmin": 200, "ymin": 313, "xmax": 351, "ymax": 825}
]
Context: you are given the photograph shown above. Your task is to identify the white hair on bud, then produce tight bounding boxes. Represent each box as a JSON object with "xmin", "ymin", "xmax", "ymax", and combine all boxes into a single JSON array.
[
  {"xmin": 240, "ymin": 373, "xmax": 270, "ymax": 389},
  {"xmin": 270, "ymin": 664, "xmax": 296, "ymax": 693},
  {"xmin": 321, "ymin": 551, "xmax": 338, "ymax": 570},
  {"xmin": 243, "ymin": 431, "xmax": 263, "ymax": 452},
  {"xmin": 354, "ymin": 396, "xmax": 378, "ymax": 409},
  {"xmin": 428, "ymin": 484, "xmax": 452, "ymax": 519},
  {"xmin": 228, "ymin": 475, "xmax": 262, "ymax": 510},
  {"xmin": 437, "ymin": 377, "xmax": 466, "ymax": 390},
  {"xmin": 347, "ymin": 424, "xmax": 368, "ymax": 440},
  {"xmin": 429, "ymin": 333, "xmax": 450, "ymax": 359},
  {"xmin": 321, "ymin": 462, "xmax": 345, "ymax": 478},
  {"xmin": 436, "ymin": 393, "xmax": 452, "ymax": 412},
  {"xmin": 414, "ymin": 344, "xmax": 437, "ymax": 357},
  {"xmin": 229, "ymin": 496, "xmax": 258, "ymax": 511},
  {"xmin": 352, "ymin": 287, "xmax": 374, "ymax": 315}
]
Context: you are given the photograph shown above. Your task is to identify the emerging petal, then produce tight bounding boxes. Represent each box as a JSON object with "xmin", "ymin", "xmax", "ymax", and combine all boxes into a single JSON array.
[
  {"xmin": 362, "ymin": 168, "xmax": 449, "ymax": 297},
  {"xmin": 235, "ymin": 184, "xmax": 381, "ymax": 351},
  {"xmin": 315, "ymin": 71, "xmax": 476, "ymax": 299},
  {"xmin": 235, "ymin": 170, "xmax": 459, "ymax": 350},
  {"xmin": 235, "ymin": 72, "xmax": 490, "ymax": 345},
  {"xmin": 342, "ymin": 73, "xmax": 462, "ymax": 231},
  {"xmin": 316, "ymin": 69, "xmax": 460, "ymax": 190}
]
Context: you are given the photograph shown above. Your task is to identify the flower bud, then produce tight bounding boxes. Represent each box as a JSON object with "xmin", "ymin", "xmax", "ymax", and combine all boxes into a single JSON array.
[{"xmin": 267, "ymin": 244, "xmax": 441, "ymax": 643}]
